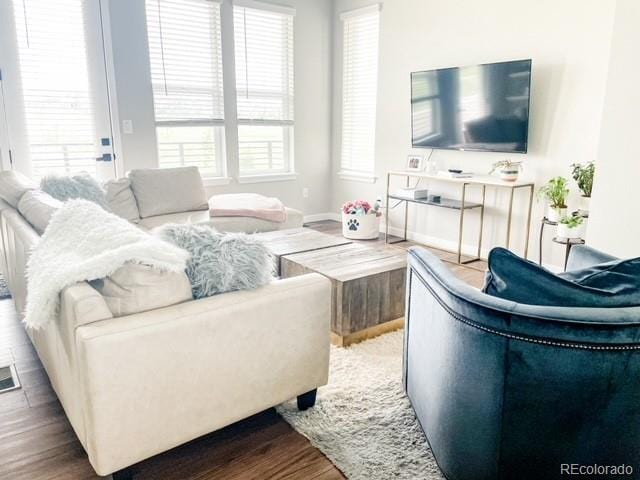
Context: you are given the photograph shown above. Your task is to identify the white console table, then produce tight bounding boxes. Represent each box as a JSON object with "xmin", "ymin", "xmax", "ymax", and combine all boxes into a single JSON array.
[{"xmin": 385, "ymin": 171, "xmax": 535, "ymax": 264}]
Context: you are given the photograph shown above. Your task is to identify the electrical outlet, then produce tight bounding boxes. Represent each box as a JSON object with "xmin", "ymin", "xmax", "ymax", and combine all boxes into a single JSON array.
[
  {"xmin": 122, "ymin": 119, "xmax": 134, "ymax": 134},
  {"xmin": 302, "ymin": 187, "xmax": 309, "ymax": 198}
]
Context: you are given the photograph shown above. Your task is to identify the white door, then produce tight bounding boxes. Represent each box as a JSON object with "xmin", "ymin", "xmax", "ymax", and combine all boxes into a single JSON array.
[{"xmin": 0, "ymin": 0, "xmax": 116, "ymax": 181}]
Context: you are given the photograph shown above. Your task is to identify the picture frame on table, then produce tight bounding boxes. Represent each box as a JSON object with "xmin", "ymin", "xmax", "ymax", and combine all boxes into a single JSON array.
[{"xmin": 407, "ymin": 155, "xmax": 424, "ymax": 171}]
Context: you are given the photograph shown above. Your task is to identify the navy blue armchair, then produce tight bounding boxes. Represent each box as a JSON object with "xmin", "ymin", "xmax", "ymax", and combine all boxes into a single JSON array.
[{"xmin": 404, "ymin": 245, "xmax": 640, "ymax": 480}]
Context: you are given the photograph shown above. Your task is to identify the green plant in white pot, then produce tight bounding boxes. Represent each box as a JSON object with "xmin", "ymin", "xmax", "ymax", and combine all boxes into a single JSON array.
[
  {"xmin": 490, "ymin": 159, "xmax": 523, "ymax": 182},
  {"xmin": 538, "ymin": 176, "xmax": 569, "ymax": 223},
  {"xmin": 557, "ymin": 215, "xmax": 585, "ymax": 239},
  {"xmin": 571, "ymin": 161, "xmax": 595, "ymax": 215}
]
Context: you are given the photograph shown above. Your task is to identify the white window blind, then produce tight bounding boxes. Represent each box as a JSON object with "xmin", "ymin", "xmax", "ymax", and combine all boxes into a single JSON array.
[
  {"xmin": 340, "ymin": 5, "xmax": 380, "ymax": 174},
  {"xmin": 233, "ymin": 3, "xmax": 294, "ymax": 175},
  {"xmin": 12, "ymin": 0, "xmax": 98, "ymax": 178},
  {"xmin": 146, "ymin": 0, "xmax": 225, "ymax": 178}
]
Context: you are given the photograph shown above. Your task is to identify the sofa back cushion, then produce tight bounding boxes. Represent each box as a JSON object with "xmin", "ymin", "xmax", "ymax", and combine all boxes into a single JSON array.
[
  {"xmin": 104, "ymin": 178, "xmax": 140, "ymax": 223},
  {"xmin": 90, "ymin": 263, "xmax": 192, "ymax": 317},
  {"xmin": 129, "ymin": 167, "xmax": 208, "ymax": 218},
  {"xmin": 483, "ymin": 247, "xmax": 640, "ymax": 308},
  {"xmin": 0, "ymin": 170, "xmax": 37, "ymax": 208},
  {"xmin": 17, "ymin": 190, "xmax": 63, "ymax": 235}
]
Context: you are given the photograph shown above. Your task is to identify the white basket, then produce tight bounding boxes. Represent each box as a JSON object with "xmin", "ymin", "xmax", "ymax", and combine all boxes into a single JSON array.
[{"xmin": 342, "ymin": 212, "xmax": 381, "ymax": 240}]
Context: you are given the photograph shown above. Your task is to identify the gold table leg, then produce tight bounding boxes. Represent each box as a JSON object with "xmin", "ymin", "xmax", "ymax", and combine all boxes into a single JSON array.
[
  {"xmin": 457, "ymin": 183, "xmax": 467, "ymax": 264},
  {"xmin": 523, "ymin": 184, "xmax": 535, "ymax": 259},
  {"xmin": 505, "ymin": 187, "xmax": 515, "ymax": 249},
  {"xmin": 385, "ymin": 173, "xmax": 390, "ymax": 244},
  {"xmin": 477, "ymin": 185, "xmax": 486, "ymax": 259}
]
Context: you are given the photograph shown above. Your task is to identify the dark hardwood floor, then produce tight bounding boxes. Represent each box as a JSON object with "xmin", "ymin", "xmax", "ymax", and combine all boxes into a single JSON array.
[{"xmin": 0, "ymin": 220, "xmax": 484, "ymax": 479}]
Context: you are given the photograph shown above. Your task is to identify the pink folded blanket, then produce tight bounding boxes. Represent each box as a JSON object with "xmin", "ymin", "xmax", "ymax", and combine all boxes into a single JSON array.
[{"xmin": 209, "ymin": 193, "xmax": 287, "ymax": 223}]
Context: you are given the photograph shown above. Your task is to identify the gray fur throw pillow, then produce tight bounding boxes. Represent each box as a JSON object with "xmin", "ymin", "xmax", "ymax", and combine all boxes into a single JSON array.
[
  {"xmin": 41, "ymin": 172, "xmax": 109, "ymax": 209},
  {"xmin": 154, "ymin": 223, "xmax": 276, "ymax": 299}
]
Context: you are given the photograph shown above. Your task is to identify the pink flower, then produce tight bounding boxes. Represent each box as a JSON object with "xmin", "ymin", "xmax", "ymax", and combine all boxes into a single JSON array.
[{"xmin": 343, "ymin": 199, "xmax": 372, "ymax": 214}]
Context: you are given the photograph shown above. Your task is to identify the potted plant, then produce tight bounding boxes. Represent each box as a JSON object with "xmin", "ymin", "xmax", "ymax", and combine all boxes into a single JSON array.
[
  {"xmin": 538, "ymin": 176, "xmax": 569, "ymax": 222},
  {"xmin": 557, "ymin": 215, "xmax": 585, "ymax": 239},
  {"xmin": 571, "ymin": 161, "xmax": 595, "ymax": 214},
  {"xmin": 490, "ymin": 159, "xmax": 523, "ymax": 182}
]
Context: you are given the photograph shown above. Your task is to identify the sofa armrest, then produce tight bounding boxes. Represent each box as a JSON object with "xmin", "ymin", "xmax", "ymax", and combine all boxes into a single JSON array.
[
  {"xmin": 565, "ymin": 244, "xmax": 618, "ymax": 271},
  {"xmin": 73, "ymin": 273, "xmax": 331, "ymax": 475}
]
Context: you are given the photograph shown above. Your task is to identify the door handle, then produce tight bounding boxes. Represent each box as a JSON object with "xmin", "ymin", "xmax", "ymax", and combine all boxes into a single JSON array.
[{"xmin": 96, "ymin": 153, "xmax": 113, "ymax": 162}]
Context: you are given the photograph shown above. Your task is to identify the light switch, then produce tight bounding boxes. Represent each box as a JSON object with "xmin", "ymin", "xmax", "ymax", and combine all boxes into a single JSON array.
[{"xmin": 122, "ymin": 120, "xmax": 134, "ymax": 134}]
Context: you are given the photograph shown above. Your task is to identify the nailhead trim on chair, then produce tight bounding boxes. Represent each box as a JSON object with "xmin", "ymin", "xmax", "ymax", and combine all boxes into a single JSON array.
[{"xmin": 410, "ymin": 268, "xmax": 640, "ymax": 351}]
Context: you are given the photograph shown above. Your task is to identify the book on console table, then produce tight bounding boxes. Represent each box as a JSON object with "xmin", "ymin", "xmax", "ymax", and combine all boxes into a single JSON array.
[
  {"xmin": 437, "ymin": 170, "xmax": 474, "ymax": 179},
  {"xmin": 393, "ymin": 187, "xmax": 430, "ymax": 199}
]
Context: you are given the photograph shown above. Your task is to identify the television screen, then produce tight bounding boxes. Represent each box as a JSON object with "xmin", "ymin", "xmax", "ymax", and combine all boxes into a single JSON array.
[{"xmin": 411, "ymin": 59, "xmax": 531, "ymax": 153}]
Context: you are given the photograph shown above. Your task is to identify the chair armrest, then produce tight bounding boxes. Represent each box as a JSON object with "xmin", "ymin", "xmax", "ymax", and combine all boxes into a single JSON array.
[
  {"xmin": 407, "ymin": 246, "xmax": 640, "ymax": 335},
  {"xmin": 565, "ymin": 244, "xmax": 618, "ymax": 271}
]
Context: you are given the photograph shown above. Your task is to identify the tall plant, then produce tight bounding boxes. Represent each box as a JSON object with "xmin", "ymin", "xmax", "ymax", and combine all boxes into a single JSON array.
[
  {"xmin": 538, "ymin": 177, "xmax": 569, "ymax": 209},
  {"xmin": 571, "ymin": 162, "xmax": 595, "ymax": 198}
]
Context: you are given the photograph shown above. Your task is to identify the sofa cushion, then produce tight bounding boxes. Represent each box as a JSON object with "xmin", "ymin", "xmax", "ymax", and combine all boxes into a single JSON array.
[
  {"xmin": 137, "ymin": 207, "xmax": 303, "ymax": 233},
  {"xmin": 138, "ymin": 210, "xmax": 212, "ymax": 230},
  {"xmin": 17, "ymin": 190, "xmax": 63, "ymax": 235},
  {"xmin": 209, "ymin": 207, "xmax": 303, "ymax": 233},
  {"xmin": 560, "ymin": 257, "xmax": 640, "ymax": 293},
  {"xmin": 0, "ymin": 170, "xmax": 37, "ymax": 208},
  {"xmin": 90, "ymin": 263, "xmax": 193, "ymax": 317},
  {"xmin": 129, "ymin": 167, "xmax": 208, "ymax": 218},
  {"xmin": 154, "ymin": 224, "xmax": 275, "ymax": 299},
  {"xmin": 483, "ymin": 247, "xmax": 640, "ymax": 308},
  {"xmin": 40, "ymin": 173, "xmax": 108, "ymax": 209},
  {"xmin": 104, "ymin": 178, "xmax": 140, "ymax": 223}
]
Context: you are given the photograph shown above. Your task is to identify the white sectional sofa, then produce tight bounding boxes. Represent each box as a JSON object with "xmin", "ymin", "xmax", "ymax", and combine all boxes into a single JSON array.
[{"xmin": 0, "ymin": 169, "xmax": 329, "ymax": 478}]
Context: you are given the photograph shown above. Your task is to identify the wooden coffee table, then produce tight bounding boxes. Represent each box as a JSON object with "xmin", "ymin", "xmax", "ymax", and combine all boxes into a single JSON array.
[
  {"xmin": 256, "ymin": 228, "xmax": 352, "ymax": 275},
  {"xmin": 281, "ymin": 243, "xmax": 407, "ymax": 346}
]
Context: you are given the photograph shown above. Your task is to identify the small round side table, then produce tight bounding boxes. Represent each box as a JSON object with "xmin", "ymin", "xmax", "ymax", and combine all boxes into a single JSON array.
[{"xmin": 538, "ymin": 217, "xmax": 585, "ymax": 271}]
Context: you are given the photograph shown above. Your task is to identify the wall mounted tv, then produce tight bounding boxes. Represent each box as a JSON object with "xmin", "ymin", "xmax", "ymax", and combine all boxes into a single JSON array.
[{"xmin": 411, "ymin": 59, "xmax": 531, "ymax": 153}]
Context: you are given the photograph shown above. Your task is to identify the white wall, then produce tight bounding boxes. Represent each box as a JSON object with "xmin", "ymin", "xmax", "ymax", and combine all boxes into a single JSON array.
[
  {"xmin": 106, "ymin": 0, "xmax": 333, "ymax": 216},
  {"xmin": 331, "ymin": 0, "xmax": 615, "ymax": 266},
  {"xmin": 587, "ymin": 0, "xmax": 640, "ymax": 258},
  {"xmin": 107, "ymin": 0, "xmax": 159, "ymax": 173}
]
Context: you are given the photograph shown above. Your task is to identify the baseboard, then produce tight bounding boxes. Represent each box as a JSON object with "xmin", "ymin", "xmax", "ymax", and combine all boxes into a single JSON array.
[
  {"xmin": 303, "ymin": 212, "xmax": 341, "ymax": 223},
  {"xmin": 384, "ymin": 225, "xmax": 489, "ymax": 258}
]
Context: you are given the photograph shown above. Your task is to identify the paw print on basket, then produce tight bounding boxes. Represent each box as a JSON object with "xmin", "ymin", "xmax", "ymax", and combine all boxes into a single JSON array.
[{"xmin": 348, "ymin": 219, "xmax": 360, "ymax": 231}]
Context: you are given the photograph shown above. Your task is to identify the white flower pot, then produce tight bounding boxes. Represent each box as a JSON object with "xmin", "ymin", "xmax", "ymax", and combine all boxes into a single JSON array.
[
  {"xmin": 578, "ymin": 195, "xmax": 591, "ymax": 215},
  {"xmin": 499, "ymin": 168, "xmax": 520, "ymax": 182},
  {"xmin": 547, "ymin": 206, "xmax": 567, "ymax": 223},
  {"xmin": 557, "ymin": 223, "xmax": 585, "ymax": 239},
  {"xmin": 342, "ymin": 212, "xmax": 380, "ymax": 240}
]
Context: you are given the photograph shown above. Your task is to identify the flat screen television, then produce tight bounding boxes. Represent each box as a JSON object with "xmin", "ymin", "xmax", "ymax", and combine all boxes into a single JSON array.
[{"xmin": 411, "ymin": 59, "xmax": 531, "ymax": 153}]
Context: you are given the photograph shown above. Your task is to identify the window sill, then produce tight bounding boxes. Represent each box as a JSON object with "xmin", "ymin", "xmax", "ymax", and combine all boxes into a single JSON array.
[
  {"xmin": 337, "ymin": 171, "xmax": 377, "ymax": 183},
  {"xmin": 202, "ymin": 177, "xmax": 232, "ymax": 187},
  {"xmin": 238, "ymin": 172, "xmax": 298, "ymax": 184}
]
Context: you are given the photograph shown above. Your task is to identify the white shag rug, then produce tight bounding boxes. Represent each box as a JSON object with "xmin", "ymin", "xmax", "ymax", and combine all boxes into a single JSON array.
[{"xmin": 277, "ymin": 330, "xmax": 445, "ymax": 480}]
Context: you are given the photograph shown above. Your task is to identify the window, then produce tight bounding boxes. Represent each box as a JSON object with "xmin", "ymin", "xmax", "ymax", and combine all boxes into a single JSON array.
[
  {"xmin": 233, "ymin": 3, "xmax": 294, "ymax": 176},
  {"xmin": 11, "ymin": 0, "xmax": 99, "ymax": 178},
  {"xmin": 411, "ymin": 71, "xmax": 440, "ymax": 142},
  {"xmin": 340, "ymin": 5, "xmax": 380, "ymax": 176},
  {"xmin": 146, "ymin": 0, "xmax": 225, "ymax": 178}
]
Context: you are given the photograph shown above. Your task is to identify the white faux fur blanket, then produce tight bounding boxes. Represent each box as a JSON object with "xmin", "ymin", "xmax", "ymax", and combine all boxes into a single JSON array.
[{"xmin": 25, "ymin": 199, "xmax": 189, "ymax": 329}]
